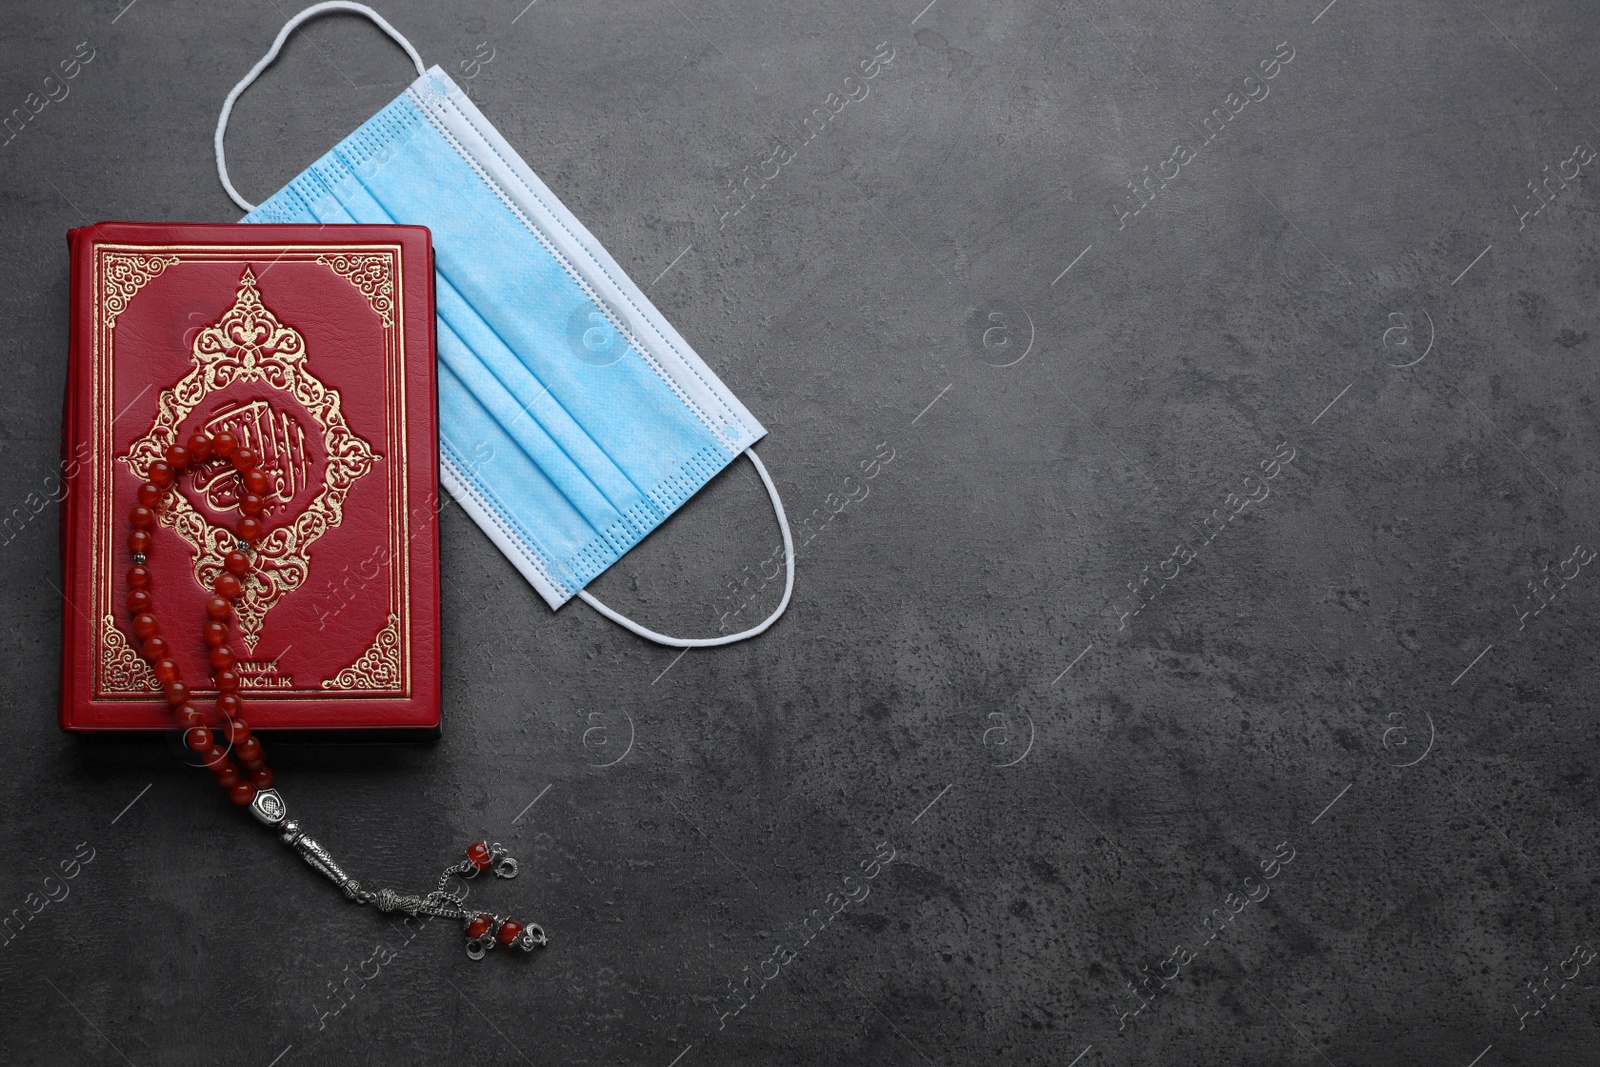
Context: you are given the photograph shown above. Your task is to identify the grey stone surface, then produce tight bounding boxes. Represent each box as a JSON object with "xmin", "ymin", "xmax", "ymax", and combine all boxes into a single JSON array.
[{"xmin": 3, "ymin": 0, "xmax": 1600, "ymax": 1063}]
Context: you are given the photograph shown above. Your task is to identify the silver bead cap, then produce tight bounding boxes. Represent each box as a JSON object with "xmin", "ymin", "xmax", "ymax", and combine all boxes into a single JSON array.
[{"xmin": 250, "ymin": 787, "xmax": 288, "ymax": 827}]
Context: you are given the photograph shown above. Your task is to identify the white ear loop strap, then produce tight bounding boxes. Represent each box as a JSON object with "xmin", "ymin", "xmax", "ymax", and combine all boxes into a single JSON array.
[
  {"xmin": 215, "ymin": 1, "xmax": 425, "ymax": 212},
  {"xmin": 577, "ymin": 448, "xmax": 795, "ymax": 648}
]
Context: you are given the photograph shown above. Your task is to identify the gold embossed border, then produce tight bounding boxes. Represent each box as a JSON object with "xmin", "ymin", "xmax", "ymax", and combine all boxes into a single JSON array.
[{"xmin": 91, "ymin": 244, "xmax": 412, "ymax": 701}]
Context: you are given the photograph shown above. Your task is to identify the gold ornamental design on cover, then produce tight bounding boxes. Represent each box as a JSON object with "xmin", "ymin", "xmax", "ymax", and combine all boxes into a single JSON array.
[
  {"xmin": 317, "ymin": 253, "xmax": 395, "ymax": 326},
  {"xmin": 103, "ymin": 252, "xmax": 179, "ymax": 328},
  {"xmin": 101, "ymin": 615, "xmax": 160, "ymax": 692},
  {"xmin": 118, "ymin": 268, "xmax": 378, "ymax": 652},
  {"xmin": 323, "ymin": 613, "xmax": 401, "ymax": 690}
]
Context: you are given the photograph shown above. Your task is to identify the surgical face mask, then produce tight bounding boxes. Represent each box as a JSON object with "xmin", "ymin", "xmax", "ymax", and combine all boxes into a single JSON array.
[{"xmin": 214, "ymin": 2, "xmax": 792, "ymax": 647}]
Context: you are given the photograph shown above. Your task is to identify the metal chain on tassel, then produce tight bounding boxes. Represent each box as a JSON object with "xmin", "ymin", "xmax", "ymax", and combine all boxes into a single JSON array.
[{"xmin": 250, "ymin": 788, "xmax": 548, "ymax": 958}]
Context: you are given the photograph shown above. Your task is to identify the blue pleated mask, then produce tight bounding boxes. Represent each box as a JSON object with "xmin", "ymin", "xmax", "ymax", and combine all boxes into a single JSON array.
[{"xmin": 215, "ymin": 3, "xmax": 792, "ymax": 647}]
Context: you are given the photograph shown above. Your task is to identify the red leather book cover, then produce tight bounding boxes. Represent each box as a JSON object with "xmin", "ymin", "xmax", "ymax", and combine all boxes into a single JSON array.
[{"xmin": 60, "ymin": 223, "xmax": 439, "ymax": 732}]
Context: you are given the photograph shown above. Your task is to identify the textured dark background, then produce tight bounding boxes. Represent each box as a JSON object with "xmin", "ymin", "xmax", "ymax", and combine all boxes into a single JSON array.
[{"xmin": 3, "ymin": 0, "xmax": 1599, "ymax": 1064}]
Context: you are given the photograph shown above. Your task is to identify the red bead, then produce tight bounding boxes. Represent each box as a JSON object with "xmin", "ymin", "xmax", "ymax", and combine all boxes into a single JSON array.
[
  {"xmin": 239, "ymin": 493, "xmax": 265, "ymax": 517},
  {"xmin": 129, "ymin": 504, "xmax": 155, "ymax": 529},
  {"xmin": 212, "ymin": 432, "xmax": 238, "ymax": 458},
  {"xmin": 229, "ymin": 781, "xmax": 257, "ymax": 806},
  {"xmin": 126, "ymin": 565, "xmax": 151, "ymax": 589},
  {"xmin": 164, "ymin": 445, "xmax": 191, "ymax": 469},
  {"xmin": 216, "ymin": 693, "xmax": 242, "ymax": 719},
  {"xmin": 142, "ymin": 635, "xmax": 169, "ymax": 661},
  {"xmin": 232, "ymin": 447, "xmax": 259, "ymax": 472},
  {"xmin": 136, "ymin": 482, "xmax": 162, "ymax": 507},
  {"xmin": 131, "ymin": 613, "xmax": 158, "ymax": 639},
  {"xmin": 153, "ymin": 658, "xmax": 179, "ymax": 685},
  {"xmin": 225, "ymin": 718, "xmax": 250, "ymax": 745},
  {"xmin": 214, "ymin": 573, "xmax": 242, "ymax": 600},
  {"xmin": 214, "ymin": 669, "xmax": 240, "ymax": 693},
  {"xmin": 201, "ymin": 745, "xmax": 229, "ymax": 770},
  {"xmin": 249, "ymin": 767, "xmax": 274, "ymax": 788},
  {"xmin": 235, "ymin": 737, "xmax": 262, "ymax": 763},
  {"xmin": 147, "ymin": 460, "xmax": 174, "ymax": 487},
  {"xmin": 164, "ymin": 681, "xmax": 189, "ymax": 706},
  {"xmin": 465, "ymin": 914, "xmax": 492, "ymax": 940},
  {"xmin": 183, "ymin": 727, "xmax": 211, "ymax": 752},
  {"xmin": 174, "ymin": 704, "xmax": 203, "ymax": 729},
  {"xmin": 467, "ymin": 842, "xmax": 492, "ymax": 870},
  {"xmin": 127, "ymin": 529, "xmax": 152, "ymax": 554},
  {"xmin": 186, "ymin": 432, "xmax": 213, "ymax": 461},
  {"xmin": 237, "ymin": 516, "xmax": 263, "ymax": 542},
  {"xmin": 209, "ymin": 645, "xmax": 235, "ymax": 671},
  {"xmin": 203, "ymin": 620, "xmax": 228, "ymax": 646},
  {"xmin": 223, "ymin": 550, "xmax": 250, "ymax": 576},
  {"xmin": 243, "ymin": 469, "xmax": 270, "ymax": 495},
  {"xmin": 496, "ymin": 919, "xmax": 522, "ymax": 946},
  {"xmin": 205, "ymin": 596, "xmax": 231, "ymax": 620},
  {"xmin": 126, "ymin": 589, "xmax": 152, "ymax": 614},
  {"xmin": 240, "ymin": 758, "xmax": 265, "ymax": 772},
  {"xmin": 213, "ymin": 761, "xmax": 240, "ymax": 787}
]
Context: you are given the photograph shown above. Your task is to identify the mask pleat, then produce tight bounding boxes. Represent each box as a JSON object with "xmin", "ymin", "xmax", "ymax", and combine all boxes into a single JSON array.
[
  {"xmin": 436, "ymin": 359, "xmax": 590, "ymax": 596},
  {"xmin": 434, "ymin": 309, "xmax": 620, "ymax": 535}
]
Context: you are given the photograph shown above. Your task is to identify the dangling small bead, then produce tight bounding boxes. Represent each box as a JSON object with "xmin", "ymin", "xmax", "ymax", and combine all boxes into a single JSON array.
[
  {"xmin": 465, "ymin": 914, "xmax": 492, "ymax": 940},
  {"xmin": 496, "ymin": 919, "xmax": 523, "ymax": 946},
  {"xmin": 467, "ymin": 842, "xmax": 492, "ymax": 870}
]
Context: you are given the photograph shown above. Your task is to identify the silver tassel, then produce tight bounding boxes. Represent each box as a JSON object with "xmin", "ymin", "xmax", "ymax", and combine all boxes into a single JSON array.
[{"xmin": 248, "ymin": 788, "xmax": 546, "ymax": 958}]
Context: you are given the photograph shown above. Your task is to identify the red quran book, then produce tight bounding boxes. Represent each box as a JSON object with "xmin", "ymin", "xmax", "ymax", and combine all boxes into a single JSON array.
[{"xmin": 60, "ymin": 222, "xmax": 439, "ymax": 732}]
